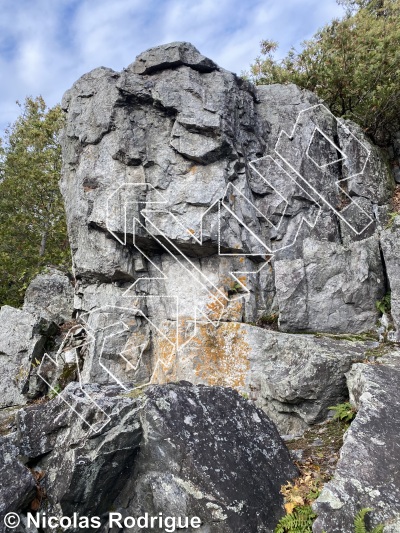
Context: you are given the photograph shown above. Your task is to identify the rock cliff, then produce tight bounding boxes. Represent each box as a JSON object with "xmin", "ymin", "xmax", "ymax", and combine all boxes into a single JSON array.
[{"xmin": 0, "ymin": 42, "xmax": 399, "ymax": 533}]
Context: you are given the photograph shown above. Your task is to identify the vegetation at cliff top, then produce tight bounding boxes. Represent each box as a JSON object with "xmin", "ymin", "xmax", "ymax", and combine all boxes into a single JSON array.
[
  {"xmin": 0, "ymin": 97, "xmax": 70, "ymax": 308},
  {"xmin": 247, "ymin": 0, "xmax": 400, "ymax": 146}
]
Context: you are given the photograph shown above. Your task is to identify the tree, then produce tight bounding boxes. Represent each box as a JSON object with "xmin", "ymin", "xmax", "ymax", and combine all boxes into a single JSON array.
[
  {"xmin": 0, "ymin": 97, "xmax": 70, "ymax": 307},
  {"xmin": 247, "ymin": 0, "xmax": 400, "ymax": 145}
]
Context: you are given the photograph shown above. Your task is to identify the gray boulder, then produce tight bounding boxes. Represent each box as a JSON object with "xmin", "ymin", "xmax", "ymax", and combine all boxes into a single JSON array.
[
  {"xmin": 50, "ymin": 43, "xmax": 397, "ymax": 433},
  {"xmin": 0, "ymin": 306, "xmax": 50, "ymax": 408},
  {"xmin": 313, "ymin": 352, "xmax": 400, "ymax": 533},
  {"xmin": 60, "ymin": 41, "xmax": 395, "ymax": 355},
  {"xmin": 381, "ymin": 216, "xmax": 400, "ymax": 341},
  {"xmin": 0, "ymin": 382, "xmax": 297, "ymax": 533},
  {"xmin": 0, "ymin": 434, "xmax": 36, "ymax": 522},
  {"xmin": 56, "ymin": 43, "xmax": 397, "ymax": 432},
  {"xmin": 23, "ymin": 268, "xmax": 74, "ymax": 325},
  {"xmin": 16, "ymin": 382, "xmax": 142, "ymax": 522},
  {"xmin": 117, "ymin": 382, "xmax": 298, "ymax": 533}
]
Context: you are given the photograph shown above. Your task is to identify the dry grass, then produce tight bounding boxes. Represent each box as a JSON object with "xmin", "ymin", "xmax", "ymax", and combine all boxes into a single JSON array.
[
  {"xmin": 282, "ymin": 418, "xmax": 349, "ymax": 512},
  {"xmin": 393, "ymin": 185, "xmax": 400, "ymax": 213}
]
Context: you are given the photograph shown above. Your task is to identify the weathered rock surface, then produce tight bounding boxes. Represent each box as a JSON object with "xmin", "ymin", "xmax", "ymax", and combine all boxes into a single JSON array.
[
  {"xmin": 0, "ymin": 268, "xmax": 75, "ymax": 410},
  {"xmin": 275, "ymin": 235, "xmax": 384, "ymax": 333},
  {"xmin": 47, "ymin": 310, "xmax": 376, "ymax": 434},
  {"xmin": 118, "ymin": 382, "xmax": 297, "ymax": 533},
  {"xmin": 60, "ymin": 42, "xmax": 394, "ymax": 349},
  {"xmin": 381, "ymin": 216, "xmax": 400, "ymax": 341},
  {"xmin": 176, "ymin": 324, "xmax": 375, "ymax": 434},
  {"xmin": 0, "ymin": 382, "xmax": 297, "ymax": 533},
  {"xmin": 313, "ymin": 352, "xmax": 400, "ymax": 533},
  {"xmin": 55, "ymin": 42, "xmax": 398, "ymax": 434},
  {"xmin": 23, "ymin": 268, "xmax": 74, "ymax": 325},
  {"xmin": 0, "ymin": 434, "xmax": 36, "ymax": 520},
  {"xmin": 131, "ymin": 41, "xmax": 219, "ymax": 75},
  {"xmin": 17, "ymin": 383, "xmax": 142, "ymax": 523},
  {"xmin": 0, "ymin": 306, "xmax": 50, "ymax": 408}
]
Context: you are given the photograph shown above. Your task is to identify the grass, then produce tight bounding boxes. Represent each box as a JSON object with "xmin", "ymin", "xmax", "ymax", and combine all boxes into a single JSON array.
[
  {"xmin": 313, "ymin": 331, "xmax": 379, "ymax": 342},
  {"xmin": 256, "ymin": 312, "xmax": 280, "ymax": 331}
]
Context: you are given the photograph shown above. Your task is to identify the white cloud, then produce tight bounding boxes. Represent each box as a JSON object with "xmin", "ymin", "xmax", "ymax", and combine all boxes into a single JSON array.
[{"xmin": 0, "ymin": 0, "xmax": 344, "ymax": 135}]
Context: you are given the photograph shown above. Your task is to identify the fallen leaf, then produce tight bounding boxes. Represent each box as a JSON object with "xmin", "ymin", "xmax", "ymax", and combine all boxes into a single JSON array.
[{"xmin": 285, "ymin": 503, "xmax": 295, "ymax": 514}]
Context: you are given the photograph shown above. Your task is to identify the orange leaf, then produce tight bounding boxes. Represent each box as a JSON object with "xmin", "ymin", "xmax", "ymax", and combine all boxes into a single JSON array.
[
  {"xmin": 285, "ymin": 503, "xmax": 295, "ymax": 515},
  {"xmin": 30, "ymin": 498, "xmax": 41, "ymax": 511}
]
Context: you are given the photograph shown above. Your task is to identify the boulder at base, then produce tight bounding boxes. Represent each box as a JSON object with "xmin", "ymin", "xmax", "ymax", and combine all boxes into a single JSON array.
[
  {"xmin": 313, "ymin": 353, "xmax": 400, "ymax": 533},
  {"xmin": 0, "ymin": 382, "xmax": 297, "ymax": 533}
]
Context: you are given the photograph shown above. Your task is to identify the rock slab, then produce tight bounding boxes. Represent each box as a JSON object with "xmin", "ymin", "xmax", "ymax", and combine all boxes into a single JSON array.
[{"xmin": 313, "ymin": 354, "xmax": 400, "ymax": 533}]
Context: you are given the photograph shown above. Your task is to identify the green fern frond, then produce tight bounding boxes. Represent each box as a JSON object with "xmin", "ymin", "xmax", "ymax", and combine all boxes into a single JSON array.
[
  {"xmin": 354, "ymin": 508, "xmax": 372, "ymax": 533},
  {"xmin": 275, "ymin": 505, "xmax": 316, "ymax": 533},
  {"xmin": 354, "ymin": 508, "xmax": 384, "ymax": 533},
  {"xmin": 328, "ymin": 402, "xmax": 357, "ymax": 423}
]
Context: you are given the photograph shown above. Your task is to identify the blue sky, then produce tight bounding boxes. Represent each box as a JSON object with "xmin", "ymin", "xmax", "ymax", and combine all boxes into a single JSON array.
[{"xmin": 0, "ymin": 0, "xmax": 344, "ymax": 135}]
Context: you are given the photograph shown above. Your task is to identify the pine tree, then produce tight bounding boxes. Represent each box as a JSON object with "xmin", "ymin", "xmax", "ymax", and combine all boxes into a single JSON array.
[
  {"xmin": 0, "ymin": 97, "xmax": 70, "ymax": 307},
  {"xmin": 247, "ymin": 0, "xmax": 400, "ymax": 145}
]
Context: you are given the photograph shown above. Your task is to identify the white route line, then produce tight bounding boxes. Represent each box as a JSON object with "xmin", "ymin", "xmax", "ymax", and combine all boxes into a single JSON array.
[
  {"xmin": 38, "ymin": 327, "xmax": 111, "ymax": 433},
  {"xmin": 40, "ymin": 103, "xmax": 378, "ymax": 430}
]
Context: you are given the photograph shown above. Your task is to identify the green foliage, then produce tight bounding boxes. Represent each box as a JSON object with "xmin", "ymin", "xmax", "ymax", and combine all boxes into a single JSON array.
[
  {"xmin": 385, "ymin": 211, "xmax": 399, "ymax": 228},
  {"xmin": 376, "ymin": 292, "xmax": 391, "ymax": 314},
  {"xmin": 227, "ymin": 281, "xmax": 244, "ymax": 295},
  {"xmin": 354, "ymin": 508, "xmax": 384, "ymax": 533},
  {"xmin": 274, "ymin": 505, "xmax": 316, "ymax": 533},
  {"xmin": 328, "ymin": 401, "xmax": 357, "ymax": 423},
  {"xmin": 0, "ymin": 97, "xmax": 70, "ymax": 307},
  {"xmin": 259, "ymin": 312, "xmax": 279, "ymax": 325},
  {"xmin": 247, "ymin": 0, "xmax": 400, "ymax": 144},
  {"xmin": 47, "ymin": 383, "xmax": 62, "ymax": 400}
]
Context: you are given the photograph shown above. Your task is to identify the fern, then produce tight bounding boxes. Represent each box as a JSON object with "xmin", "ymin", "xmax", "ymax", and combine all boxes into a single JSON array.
[
  {"xmin": 275, "ymin": 505, "xmax": 316, "ymax": 533},
  {"xmin": 376, "ymin": 292, "xmax": 391, "ymax": 315},
  {"xmin": 354, "ymin": 508, "xmax": 384, "ymax": 533},
  {"xmin": 371, "ymin": 526, "xmax": 385, "ymax": 533},
  {"xmin": 328, "ymin": 402, "xmax": 357, "ymax": 423}
]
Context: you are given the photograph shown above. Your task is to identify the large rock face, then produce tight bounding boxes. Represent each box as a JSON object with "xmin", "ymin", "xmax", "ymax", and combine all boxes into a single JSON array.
[
  {"xmin": 0, "ymin": 382, "xmax": 297, "ymax": 533},
  {"xmin": 0, "ymin": 42, "xmax": 399, "ymax": 533},
  {"xmin": 61, "ymin": 43, "xmax": 393, "ymax": 336},
  {"xmin": 58, "ymin": 42, "xmax": 397, "ymax": 422}
]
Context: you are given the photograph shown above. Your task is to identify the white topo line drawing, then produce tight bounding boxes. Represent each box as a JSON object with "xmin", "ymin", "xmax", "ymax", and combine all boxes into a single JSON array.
[{"xmin": 39, "ymin": 104, "xmax": 376, "ymax": 431}]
